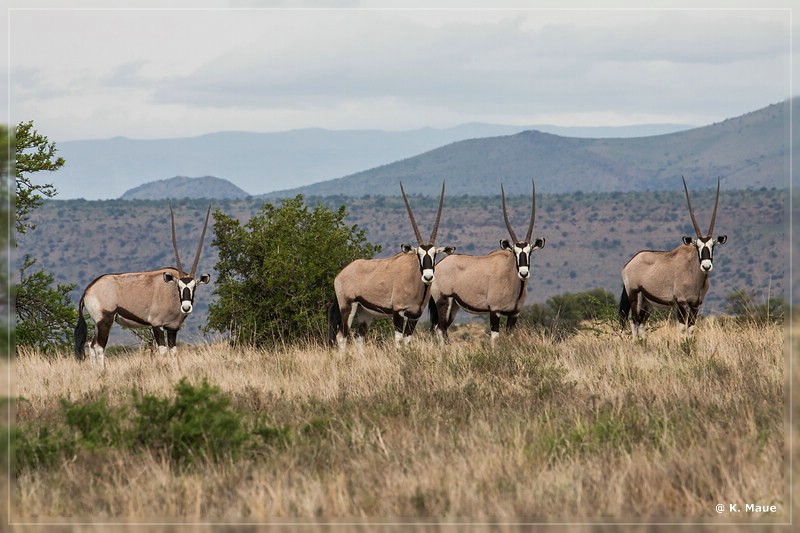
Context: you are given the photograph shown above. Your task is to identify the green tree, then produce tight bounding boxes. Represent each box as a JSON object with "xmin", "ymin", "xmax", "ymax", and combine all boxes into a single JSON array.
[
  {"xmin": 0, "ymin": 125, "xmax": 11, "ymax": 355},
  {"xmin": 14, "ymin": 121, "xmax": 64, "ymax": 235},
  {"xmin": 15, "ymin": 256, "xmax": 76, "ymax": 351},
  {"xmin": 13, "ymin": 121, "xmax": 75, "ymax": 352},
  {"xmin": 207, "ymin": 195, "xmax": 380, "ymax": 346}
]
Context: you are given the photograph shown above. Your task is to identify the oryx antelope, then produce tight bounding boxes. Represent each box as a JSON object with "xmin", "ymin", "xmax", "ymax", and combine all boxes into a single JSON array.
[
  {"xmin": 74, "ymin": 204, "xmax": 212, "ymax": 368},
  {"xmin": 619, "ymin": 177, "xmax": 726, "ymax": 339},
  {"xmin": 429, "ymin": 181, "xmax": 545, "ymax": 344},
  {"xmin": 329, "ymin": 182, "xmax": 455, "ymax": 351}
]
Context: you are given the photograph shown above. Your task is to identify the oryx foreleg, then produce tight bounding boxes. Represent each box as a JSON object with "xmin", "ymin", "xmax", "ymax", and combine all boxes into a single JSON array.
[
  {"xmin": 392, "ymin": 313, "xmax": 406, "ymax": 347},
  {"xmin": 167, "ymin": 328, "xmax": 180, "ymax": 367},
  {"xmin": 489, "ymin": 312, "xmax": 501, "ymax": 346},
  {"xmin": 152, "ymin": 327, "xmax": 169, "ymax": 363}
]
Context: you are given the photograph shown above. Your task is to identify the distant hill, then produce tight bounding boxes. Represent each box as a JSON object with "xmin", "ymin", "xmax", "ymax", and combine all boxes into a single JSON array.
[
  {"xmin": 55, "ymin": 122, "xmax": 691, "ymax": 200},
  {"xmin": 120, "ymin": 176, "xmax": 250, "ymax": 200},
  {"xmin": 268, "ymin": 100, "xmax": 793, "ymax": 198}
]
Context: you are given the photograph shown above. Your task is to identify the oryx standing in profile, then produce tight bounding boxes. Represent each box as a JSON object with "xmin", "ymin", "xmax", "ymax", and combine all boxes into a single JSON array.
[
  {"xmin": 329, "ymin": 182, "xmax": 455, "ymax": 351},
  {"xmin": 74, "ymin": 204, "xmax": 212, "ymax": 368},
  {"xmin": 619, "ymin": 177, "xmax": 727, "ymax": 339},
  {"xmin": 429, "ymin": 181, "xmax": 545, "ymax": 344}
]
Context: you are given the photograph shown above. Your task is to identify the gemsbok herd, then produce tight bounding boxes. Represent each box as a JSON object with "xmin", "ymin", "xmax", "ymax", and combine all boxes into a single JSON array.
[{"xmin": 74, "ymin": 177, "xmax": 726, "ymax": 365}]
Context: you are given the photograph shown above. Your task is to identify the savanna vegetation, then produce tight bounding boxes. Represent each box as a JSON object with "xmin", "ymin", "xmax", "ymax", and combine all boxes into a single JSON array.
[{"xmin": 5, "ymin": 313, "xmax": 788, "ymax": 523}]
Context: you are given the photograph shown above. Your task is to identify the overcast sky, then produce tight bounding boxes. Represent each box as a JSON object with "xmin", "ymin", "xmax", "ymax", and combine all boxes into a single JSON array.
[{"xmin": 3, "ymin": 1, "xmax": 796, "ymax": 142}]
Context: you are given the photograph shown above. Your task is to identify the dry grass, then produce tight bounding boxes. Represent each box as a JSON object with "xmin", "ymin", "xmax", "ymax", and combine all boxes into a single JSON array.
[{"xmin": 3, "ymin": 317, "xmax": 792, "ymax": 527}]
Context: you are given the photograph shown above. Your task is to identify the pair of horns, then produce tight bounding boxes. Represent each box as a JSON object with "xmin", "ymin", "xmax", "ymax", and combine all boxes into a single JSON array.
[
  {"xmin": 501, "ymin": 180, "xmax": 537, "ymax": 243},
  {"xmin": 170, "ymin": 203, "xmax": 211, "ymax": 278},
  {"xmin": 683, "ymin": 176, "xmax": 720, "ymax": 239},
  {"xmin": 400, "ymin": 181, "xmax": 445, "ymax": 245}
]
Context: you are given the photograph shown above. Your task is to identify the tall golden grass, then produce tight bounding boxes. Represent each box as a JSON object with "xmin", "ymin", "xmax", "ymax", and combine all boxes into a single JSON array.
[{"xmin": 4, "ymin": 318, "xmax": 792, "ymax": 527}]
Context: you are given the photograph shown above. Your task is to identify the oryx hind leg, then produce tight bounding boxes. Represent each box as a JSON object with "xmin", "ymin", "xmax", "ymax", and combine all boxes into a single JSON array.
[
  {"xmin": 433, "ymin": 298, "xmax": 457, "ymax": 342},
  {"xmin": 337, "ymin": 302, "xmax": 357, "ymax": 353},
  {"xmin": 354, "ymin": 318, "xmax": 371, "ymax": 353},
  {"xmin": 91, "ymin": 313, "xmax": 114, "ymax": 369}
]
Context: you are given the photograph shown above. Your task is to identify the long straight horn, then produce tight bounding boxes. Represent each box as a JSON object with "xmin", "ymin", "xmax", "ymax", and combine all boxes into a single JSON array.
[
  {"xmin": 429, "ymin": 181, "xmax": 445, "ymax": 245},
  {"xmin": 707, "ymin": 176, "xmax": 721, "ymax": 237},
  {"xmin": 501, "ymin": 183, "xmax": 519, "ymax": 243},
  {"xmin": 400, "ymin": 181, "xmax": 424, "ymax": 245},
  {"xmin": 190, "ymin": 204, "xmax": 212, "ymax": 277},
  {"xmin": 525, "ymin": 180, "xmax": 536, "ymax": 243},
  {"xmin": 169, "ymin": 202, "xmax": 184, "ymax": 276},
  {"xmin": 682, "ymin": 176, "xmax": 703, "ymax": 238}
]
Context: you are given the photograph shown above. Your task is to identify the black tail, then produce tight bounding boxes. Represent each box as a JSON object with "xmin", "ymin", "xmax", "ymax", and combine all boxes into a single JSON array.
[
  {"xmin": 618, "ymin": 287, "xmax": 631, "ymax": 330},
  {"xmin": 428, "ymin": 297, "xmax": 439, "ymax": 332},
  {"xmin": 327, "ymin": 300, "xmax": 341, "ymax": 347},
  {"xmin": 74, "ymin": 300, "xmax": 87, "ymax": 360}
]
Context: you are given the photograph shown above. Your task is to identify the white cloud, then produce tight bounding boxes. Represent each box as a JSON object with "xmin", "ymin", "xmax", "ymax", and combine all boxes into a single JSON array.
[{"xmin": 4, "ymin": 4, "xmax": 795, "ymax": 141}]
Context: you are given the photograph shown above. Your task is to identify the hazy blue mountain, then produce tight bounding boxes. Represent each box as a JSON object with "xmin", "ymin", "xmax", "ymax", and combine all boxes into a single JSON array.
[
  {"xmin": 267, "ymin": 100, "xmax": 792, "ymax": 198},
  {"xmin": 120, "ymin": 176, "xmax": 250, "ymax": 200},
  {"xmin": 55, "ymin": 122, "xmax": 692, "ymax": 200}
]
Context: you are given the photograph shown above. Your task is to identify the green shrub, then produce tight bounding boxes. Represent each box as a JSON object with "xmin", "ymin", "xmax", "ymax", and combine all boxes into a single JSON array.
[
  {"xmin": 61, "ymin": 396, "xmax": 127, "ymax": 449},
  {"xmin": 130, "ymin": 378, "xmax": 248, "ymax": 465},
  {"xmin": 207, "ymin": 196, "xmax": 380, "ymax": 347}
]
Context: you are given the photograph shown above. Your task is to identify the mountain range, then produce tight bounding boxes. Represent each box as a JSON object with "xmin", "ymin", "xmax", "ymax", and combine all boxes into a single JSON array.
[
  {"xmin": 120, "ymin": 176, "xmax": 251, "ymax": 200},
  {"xmin": 56, "ymin": 123, "xmax": 691, "ymax": 201},
  {"xmin": 269, "ymin": 100, "xmax": 793, "ymax": 198}
]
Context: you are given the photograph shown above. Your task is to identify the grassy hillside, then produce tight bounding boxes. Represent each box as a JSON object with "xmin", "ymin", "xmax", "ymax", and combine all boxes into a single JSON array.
[
  {"xmin": 7, "ymin": 319, "xmax": 787, "ymax": 520},
  {"xmin": 271, "ymin": 100, "xmax": 793, "ymax": 197},
  {"xmin": 19, "ymin": 187, "xmax": 787, "ymax": 342}
]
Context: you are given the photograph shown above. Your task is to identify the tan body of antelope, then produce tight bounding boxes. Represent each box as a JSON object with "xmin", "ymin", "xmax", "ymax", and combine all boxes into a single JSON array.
[
  {"xmin": 329, "ymin": 182, "xmax": 454, "ymax": 351},
  {"xmin": 74, "ymin": 205, "xmax": 211, "ymax": 368},
  {"xmin": 429, "ymin": 181, "xmax": 545, "ymax": 344},
  {"xmin": 619, "ymin": 177, "xmax": 726, "ymax": 339}
]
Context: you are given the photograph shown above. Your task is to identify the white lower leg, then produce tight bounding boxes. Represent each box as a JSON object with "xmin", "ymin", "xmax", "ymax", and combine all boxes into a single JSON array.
[
  {"xmin": 96, "ymin": 346, "xmax": 105, "ymax": 369},
  {"xmin": 393, "ymin": 330, "xmax": 403, "ymax": 347},
  {"xmin": 337, "ymin": 332, "xmax": 347, "ymax": 353},
  {"xmin": 490, "ymin": 330, "xmax": 499, "ymax": 346}
]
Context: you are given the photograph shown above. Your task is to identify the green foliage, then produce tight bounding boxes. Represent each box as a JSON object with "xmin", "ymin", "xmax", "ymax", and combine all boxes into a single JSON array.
[
  {"xmin": 61, "ymin": 396, "xmax": 127, "ymax": 449},
  {"xmin": 0, "ymin": 126, "xmax": 10, "ymax": 356},
  {"xmin": 14, "ymin": 120, "xmax": 64, "ymax": 235},
  {"xmin": 208, "ymin": 195, "xmax": 380, "ymax": 346},
  {"xmin": 131, "ymin": 378, "xmax": 249, "ymax": 465},
  {"xmin": 519, "ymin": 288, "xmax": 617, "ymax": 340},
  {"xmin": 15, "ymin": 255, "xmax": 77, "ymax": 351},
  {"xmin": 13, "ymin": 121, "xmax": 75, "ymax": 353},
  {"xmin": 724, "ymin": 289, "xmax": 785, "ymax": 325}
]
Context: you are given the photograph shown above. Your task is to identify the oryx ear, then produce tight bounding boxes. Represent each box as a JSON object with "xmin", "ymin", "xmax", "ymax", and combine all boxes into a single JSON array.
[
  {"xmin": 682, "ymin": 236, "xmax": 694, "ymax": 246},
  {"xmin": 532, "ymin": 237, "xmax": 545, "ymax": 250},
  {"xmin": 500, "ymin": 239, "xmax": 513, "ymax": 251},
  {"xmin": 163, "ymin": 272, "xmax": 176, "ymax": 283},
  {"xmin": 437, "ymin": 246, "xmax": 456, "ymax": 255},
  {"xmin": 198, "ymin": 273, "xmax": 211, "ymax": 284},
  {"xmin": 716, "ymin": 235, "xmax": 727, "ymax": 245},
  {"xmin": 400, "ymin": 243, "xmax": 415, "ymax": 254}
]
